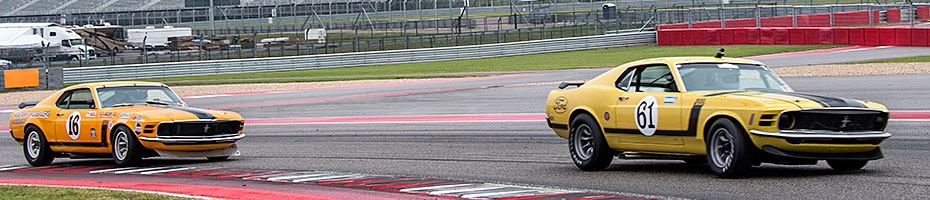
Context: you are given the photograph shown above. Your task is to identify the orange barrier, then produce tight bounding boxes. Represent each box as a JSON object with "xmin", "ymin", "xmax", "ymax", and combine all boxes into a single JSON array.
[
  {"xmin": 3, "ymin": 69, "xmax": 40, "ymax": 89},
  {"xmin": 657, "ymin": 27, "xmax": 930, "ymax": 47}
]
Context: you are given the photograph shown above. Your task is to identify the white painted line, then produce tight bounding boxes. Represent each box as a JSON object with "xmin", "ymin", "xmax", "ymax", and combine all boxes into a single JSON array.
[
  {"xmin": 242, "ymin": 172, "xmax": 301, "ymax": 180},
  {"xmin": 430, "ymin": 186, "xmax": 506, "ymax": 195},
  {"xmin": 89, "ymin": 167, "xmax": 137, "ymax": 174},
  {"xmin": 0, "ymin": 166, "xmax": 29, "ymax": 171},
  {"xmin": 461, "ymin": 190, "xmax": 538, "ymax": 199},
  {"xmin": 140, "ymin": 167, "xmax": 197, "ymax": 175},
  {"xmin": 291, "ymin": 174, "xmax": 357, "ymax": 183},
  {"xmin": 0, "ymin": 110, "xmax": 14, "ymax": 113},
  {"xmin": 112, "ymin": 166, "xmax": 177, "ymax": 174},
  {"xmin": 265, "ymin": 172, "xmax": 331, "ymax": 181},
  {"xmin": 400, "ymin": 183, "xmax": 476, "ymax": 192}
]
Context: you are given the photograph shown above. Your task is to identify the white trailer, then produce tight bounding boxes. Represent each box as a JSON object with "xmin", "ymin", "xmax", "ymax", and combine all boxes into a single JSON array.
[
  {"xmin": 304, "ymin": 29, "xmax": 326, "ymax": 44},
  {"xmin": 127, "ymin": 26, "xmax": 193, "ymax": 49},
  {"xmin": 0, "ymin": 23, "xmax": 96, "ymax": 61}
]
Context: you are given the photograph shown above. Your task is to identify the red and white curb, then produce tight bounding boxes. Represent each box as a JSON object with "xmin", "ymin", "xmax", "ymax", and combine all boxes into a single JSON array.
[{"xmin": 0, "ymin": 164, "xmax": 657, "ymax": 200}]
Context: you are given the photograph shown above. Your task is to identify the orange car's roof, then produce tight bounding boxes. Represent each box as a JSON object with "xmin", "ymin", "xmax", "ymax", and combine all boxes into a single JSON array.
[{"xmin": 64, "ymin": 81, "xmax": 167, "ymax": 90}]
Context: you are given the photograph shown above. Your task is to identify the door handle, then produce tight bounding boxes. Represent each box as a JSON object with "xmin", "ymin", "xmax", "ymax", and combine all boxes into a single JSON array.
[
  {"xmin": 56, "ymin": 113, "xmax": 64, "ymax": 116},
  {"xmin": 618, "ymin": 96, "xmax": 630, "ymax": 101}
]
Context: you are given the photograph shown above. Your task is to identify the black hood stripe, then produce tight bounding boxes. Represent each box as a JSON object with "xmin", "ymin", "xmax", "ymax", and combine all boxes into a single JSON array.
[
  {"xmin": 772, "ymin": 92, "xmax": 866, "ymax": 108},
  {"xmin": 162, "ymin": 106, "xmax": 216, "ymax": 119},
  {"xmin": 703, "ymin": 91, "xmax": 746, "ymax": 97}
]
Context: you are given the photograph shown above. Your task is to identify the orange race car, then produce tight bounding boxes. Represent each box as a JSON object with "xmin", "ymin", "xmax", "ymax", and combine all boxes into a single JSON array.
[{"xmin": 9, "ymin": 82, "xmax": 244, "ymax": 166}]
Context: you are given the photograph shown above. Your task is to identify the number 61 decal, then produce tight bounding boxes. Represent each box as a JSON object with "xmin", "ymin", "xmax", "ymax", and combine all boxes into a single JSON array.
[{"xmin": 635, "ymin": 96, "xmax": 658, "ymax": 136}]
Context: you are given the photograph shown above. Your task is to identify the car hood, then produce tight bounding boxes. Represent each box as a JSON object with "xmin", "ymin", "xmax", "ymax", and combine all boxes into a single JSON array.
[
  {"xmin": 101, "ymin": 105, "xmax": 241, "ymax": 121},
  {"xmin": 695, "ymin": 90, "xmax": 872, "ymax": 109}
]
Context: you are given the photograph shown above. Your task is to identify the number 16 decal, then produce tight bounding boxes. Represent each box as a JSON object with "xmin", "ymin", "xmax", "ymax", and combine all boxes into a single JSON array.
[{"xmin": 635, "ymin": 96, "xmax": 658, "ymax": 136}]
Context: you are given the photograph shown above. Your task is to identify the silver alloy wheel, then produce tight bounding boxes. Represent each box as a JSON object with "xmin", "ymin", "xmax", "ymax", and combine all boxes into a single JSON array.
[
  {"xmin": 573, "ymin": 124, "xmax": 595, "ymax": 160},
  {"xmin": 114, "ymin": 131, "xmax": 129, "ymax": 161},
  {"xmin": 26, "ymin": 131, "xmax": 41, "ymax": 159},
  {"xmin": 710, "ymin": 128, "xmax": 735, "ymax": 169}
]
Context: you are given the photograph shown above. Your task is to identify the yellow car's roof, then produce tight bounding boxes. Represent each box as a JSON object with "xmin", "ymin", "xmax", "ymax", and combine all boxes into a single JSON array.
[
  {"xmin": 65, "ymin": 81, "xmax": 167, "ymax": 90},
  {"xmin": 621, "ymin": 57, "xmax": 765, "ymax": 67}
]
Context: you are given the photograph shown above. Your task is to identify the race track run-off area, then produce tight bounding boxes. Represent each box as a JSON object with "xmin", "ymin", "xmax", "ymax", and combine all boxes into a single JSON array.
[{"xmin": 2, "ymin": 47, "xmax": 930, "ymax": 199}]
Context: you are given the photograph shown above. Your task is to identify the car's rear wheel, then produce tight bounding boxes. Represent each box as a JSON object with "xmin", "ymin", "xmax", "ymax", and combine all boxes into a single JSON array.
[
  {"xmin": 706, "ymin": 119, "xmax": 755, "ymax": 178},
  {"xmin": 112, "ymin": 126, "xmax": 143, "ymax": 166},
  {"xmin": 569, "ymin": 114, "xmax": 614, "ymax": 171},
  {"xmin": 23, "ymin": 127, "xmax": 54, "ymax": 166},
  {"xmin": 827, "ymin": 160, "xmax": 868, "ymax": 171}
]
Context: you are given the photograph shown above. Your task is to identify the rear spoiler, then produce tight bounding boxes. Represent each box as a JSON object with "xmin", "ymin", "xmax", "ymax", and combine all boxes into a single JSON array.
[
  {"xmin": 558, "ymin": 82, "xmax": 585, "ymax": 89},
  {"xmin": 18, "ymin": 101, "xmax": 37, "ymax": 109}
]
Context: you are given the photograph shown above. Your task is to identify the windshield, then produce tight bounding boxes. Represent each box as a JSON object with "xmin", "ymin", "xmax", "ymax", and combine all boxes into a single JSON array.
[
  {"xmin": 69, "ymin": 39, "xmax": 84, "ymax": 46},
  {"xmin": 678, "ymin": 63, "xmax": 791, "ymax": 92},
  {"xmin": 97, "ymin": 86, "xmax": 183, "ymax": 108}
]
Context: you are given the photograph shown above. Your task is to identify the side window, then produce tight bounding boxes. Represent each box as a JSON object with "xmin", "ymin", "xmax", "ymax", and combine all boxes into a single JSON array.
[
  {"xmin": 49, "ymin": 32, "xmax": 57, "ymax": 37},
  {"xmin": 615, "ymin": 68, "xmax": 638, "ymax": 91},
  {"xmin": 68, "ymin": 89, "xmax": 95, "ymax": 109},
  {"xmin": 61, "ymin": 40, "xmax": 70, "ymax": 47},
  {"xmin": 633, "ymin": 65, "xmax": 679, "ymax": 92},
  {"xmin": 55, "ymin": 91, "xmax": 73, "ymax": 108}
]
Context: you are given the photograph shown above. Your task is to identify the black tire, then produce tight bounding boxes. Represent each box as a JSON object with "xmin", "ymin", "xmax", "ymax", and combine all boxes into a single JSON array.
[
  {"xmin": 207, "ymin": 156, "xmax": 230, "ymax": 161},
  {"xmin": 705, "ymin": 119, "xmax": 755, "ymax": 178},
  {"xmin": 23, "ymin": 126, "xmax": 54, "ymax": 166},
  {"xmin": 569, "ymin": 114, "xmax": 615, "ymax": 171},
  {"xmin": 827, "ymin": 160, "xmax": 868, "ymax": 171},
  {"xmin": 111, "ymin": 126, "xmax": 143, "ymax": 166}
]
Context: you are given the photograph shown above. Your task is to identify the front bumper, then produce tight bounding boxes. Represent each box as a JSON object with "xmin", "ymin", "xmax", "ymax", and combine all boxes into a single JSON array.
[
  {"xmin": 749, "ymin": 130, "xmax": 891, "ymax": 140},
  {"xmin": 139, "ymin": 134, "xmax": 245, "ymax": 144}
]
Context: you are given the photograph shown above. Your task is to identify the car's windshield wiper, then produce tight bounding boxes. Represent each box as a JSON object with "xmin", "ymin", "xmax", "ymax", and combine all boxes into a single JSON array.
[
  {"xmin": 111, "ymin": 103, "xmax": 138, "ymax": 108},
  {"xmin": 145, "ymin": 100, "xmax": 176, "ymax": 106}
]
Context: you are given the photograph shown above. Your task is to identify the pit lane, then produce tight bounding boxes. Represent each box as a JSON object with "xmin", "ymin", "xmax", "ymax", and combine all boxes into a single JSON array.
[{"xmin": 1, "ymin": 47, "xmax": 929, "ymax": 199}]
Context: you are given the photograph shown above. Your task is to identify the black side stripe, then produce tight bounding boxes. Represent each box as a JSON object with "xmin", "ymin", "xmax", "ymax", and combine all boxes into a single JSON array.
[
  {"xmin": 162, "ymin": 106, "xmax": 216, "ymax": 119},
  {"xmin": 685, "ymin": 99, "xmax": 706, "ymax": 136},
  {"xmin": 604, "ymin": 128, "xmax": 693, "ymax": 136},
  {"xmin": 100, "ymin": 120, "xmax": 109, "ymax": 147},
  {"xmin": 51, "ymin": 142, "xmax": 107, "ymax": 147}
]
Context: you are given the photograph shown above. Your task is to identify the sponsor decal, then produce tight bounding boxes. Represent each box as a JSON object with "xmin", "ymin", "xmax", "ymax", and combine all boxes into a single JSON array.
[
  {"xmin": 100, "ymin": 112, "xmax": 117, "ymax": 118},
  {"xmin": 10, "ymin": 119, "xmax": 26, "ymax": 125},
  {"xmin": 116, "ymin": 119, "xmax": 128, "ymax": 124},
  {"xmin": 604, "ymin": 112, "xmax": 610, "ymax": 121},
  {"xmin": 90, "ymin": 128, "xmax": 96, "ymax": 138},
  {"xmin": 85, "ymin": 111, "xmax": 97, "ymax": 118},
  {"xmin": 66, "ymin": 111, "xmax": 81, "ymax": 140},
  {"xmin": 635, "ymin": 96, "xmax": 659, "ymax": 136},
  {"xmin": 134, "ymin": 123, "xmax": 143, "ymax": 135},
  {"xmin": 119, "ymin": 113, "xmax": 132, "ymax": 118},
  {"xmin": 553, "ymin": 96, "xmax": 568, "ymax": 114},
  {"xmin": 132, "ymin": 114, "xmax": 144, "ymax": 122},
  {"xmin": 107, "ymin": 120, "xmax": 114, "ymax": 129},
  {"xmin": 13, "ymin": 111, "xmax": 50, "ymax": 119},
  {"xmin": 663, "ymin": 96, "xmax": 677, "ymax": 104}
]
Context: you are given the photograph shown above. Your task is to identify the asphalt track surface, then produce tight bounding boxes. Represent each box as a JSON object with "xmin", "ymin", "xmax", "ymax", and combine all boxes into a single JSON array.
[{"xmin": 1, "ymin": 46, "xmax": 929, "ymax": 199}]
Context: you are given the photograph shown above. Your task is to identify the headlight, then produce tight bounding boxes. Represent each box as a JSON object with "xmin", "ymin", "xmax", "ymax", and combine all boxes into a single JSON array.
[
  {"xmin": 778, "ymin": 113, "xmax": 795, "ymax": 130},
  {"xmin": 874, "ymin": 115, "xmax": 886, "ymax": 130}
]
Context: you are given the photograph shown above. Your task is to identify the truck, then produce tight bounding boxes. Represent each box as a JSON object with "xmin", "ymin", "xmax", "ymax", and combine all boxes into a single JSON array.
[
  {"xmin": 0, "ymin": 23, "xmax": 96, "ymax": 61},
  {"xmin": 127, "ymin": 26, "xmax": 193, "ymax": 50},
  {"xmin": 304, "ymin": 28, "xmax": 326, "ymax": 43}
]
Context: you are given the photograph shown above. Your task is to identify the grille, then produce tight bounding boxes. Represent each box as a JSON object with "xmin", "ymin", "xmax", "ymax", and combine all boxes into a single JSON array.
[
  {"xmin": 157, "ymin": 121, "xmax": 242, "ymax": 137},
  {"xmin": 780, "ymin": 111, "xmax": 887, "ymax": 132}
]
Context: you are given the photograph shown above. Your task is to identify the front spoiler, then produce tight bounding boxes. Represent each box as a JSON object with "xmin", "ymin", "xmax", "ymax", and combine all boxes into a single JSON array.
[
  {"xmin": 749, "ymin": 130, "xmax": 891, "ymax": 139},
  {"xmin": 762, "ymin": 145, "xmax": 884, "ymax": 161},
  {"xmin": 139, "ymin": 134, "xmax": 245, "ymax": 144},
  {"xmin": 153, "ymin": 144, "xmax": 240, "ymax": 158}
]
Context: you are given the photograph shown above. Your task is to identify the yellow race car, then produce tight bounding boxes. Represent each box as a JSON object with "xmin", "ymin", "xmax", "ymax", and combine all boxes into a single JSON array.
[
  {"xmin": 9, "ymin": 81, "xmax": 244, "ymax": 166},
  {"xmin": 546, "ymin": 55, "xmax": 890, "ymax": 178}
]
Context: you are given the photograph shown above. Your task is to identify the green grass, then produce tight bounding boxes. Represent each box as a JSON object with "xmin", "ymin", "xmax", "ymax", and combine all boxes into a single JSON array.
[
  {"xmin": 0, "ymin": 185, "xmax": 197, "ymax": 200},
  {"xmin": 854, "ymin": 55, "xmax": 930, "ymax": 63},
  {"xmin": 141, "ymin": 44, "xmax": 845, "ymax": 85}
]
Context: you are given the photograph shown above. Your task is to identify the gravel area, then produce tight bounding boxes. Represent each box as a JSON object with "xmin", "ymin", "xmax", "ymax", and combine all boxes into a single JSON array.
[
  {"xmin": 774, "ymin": 62, "xmax": 930, "ymax": 77},
  {"xmin": 0, "ymin": 79, "xmax": 438, "ymax": 106}
]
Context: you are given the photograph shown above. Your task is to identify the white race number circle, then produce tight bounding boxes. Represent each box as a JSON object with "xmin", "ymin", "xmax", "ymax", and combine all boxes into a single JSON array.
[
  {"xmin": 634, "ymin": 96, "xmax": 658, "ymax": 136},
  {"xmin": 66, "ymin": 111, "xmax": 81, "ymax": 140}
]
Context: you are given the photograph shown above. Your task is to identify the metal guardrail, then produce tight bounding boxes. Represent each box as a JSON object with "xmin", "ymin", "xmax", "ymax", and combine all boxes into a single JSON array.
[{"xmin": 62, "ymin": 31, "xmax": 657, "ymax": 83}]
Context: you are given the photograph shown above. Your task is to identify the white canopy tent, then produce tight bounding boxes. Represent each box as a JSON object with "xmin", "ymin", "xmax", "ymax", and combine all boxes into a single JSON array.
[{"xmin": 0, "ymin": 28, "xmax": 50, "ymax": 49}]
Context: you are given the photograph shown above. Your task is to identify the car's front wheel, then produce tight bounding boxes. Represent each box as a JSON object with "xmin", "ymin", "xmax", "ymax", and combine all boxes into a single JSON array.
[
  {"xmin": 23, "ymin": 127, "xmax": 54, "ymax": 166},
  {"xmin": 706, "ymin": 119, "xmax": 755, "ymax": 178},
  {"xmin": 827, "ymin": 160, "xmax": 868, "ymax": 171},
  {"xmin": 112, "ymin": 126, "xmax": 143, "ymax": 166},
  {"xmin": 569, "ymin": 114, "xmax": 615, "ymax": 171}
]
